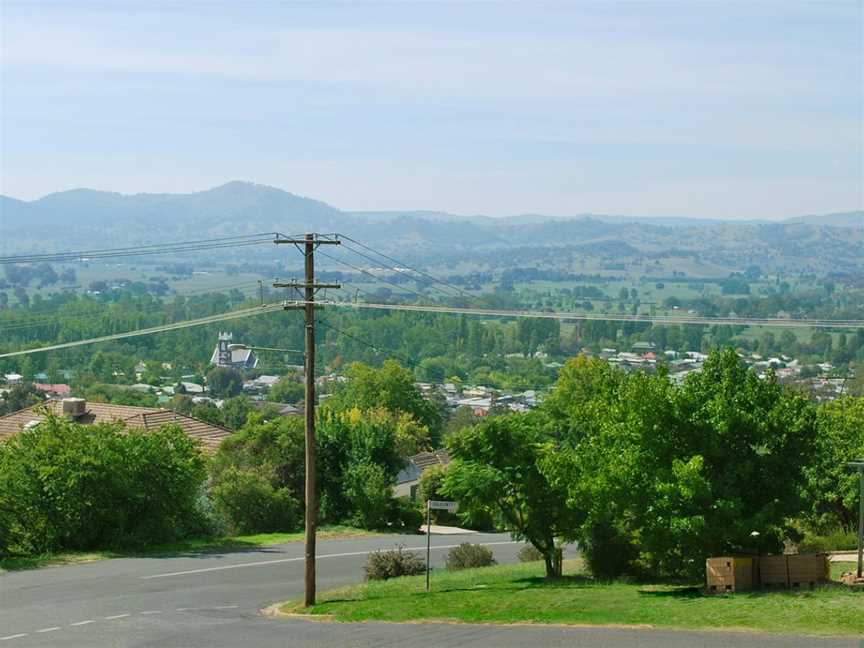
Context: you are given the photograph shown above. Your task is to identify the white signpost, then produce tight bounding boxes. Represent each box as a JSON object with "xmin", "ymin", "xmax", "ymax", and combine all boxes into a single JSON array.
[{"xmin": 426, "ymin": 500, "xmax": 458, "ymax": 592}]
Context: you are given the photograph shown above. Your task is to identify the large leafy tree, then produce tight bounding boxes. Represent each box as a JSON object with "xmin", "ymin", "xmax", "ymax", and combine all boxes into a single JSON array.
[
  {"xmin": 211, "ymin": 413, "xmax": 306, "ymax": 502},
  {"xmin": 316, "ymin": 407, "xmax": 419, "ymax": 527},
  {"xmin": 327, "ymin": 360, "xmax": 442, "ymax": 440},
  {"xmin": 543, "ymin": 349, "xmax": 817, "ymax": 580},
  {"xmin": 0, "ymin": 416, "xmax": 206, "ymax": 556},
  {"xmin": 206, "ymin": 367, "xmax": 243, "ymax": 398},
  {"xmin": 444, "ymin": 412, "xmax": 581, "ymax": 578},
  {"xmin": 670, "ymin": 350, "xmax": 816, "ymax": 563},
  {"xmin": 804, "ymin": 396, "xmax": 864, "ymax": 533}
]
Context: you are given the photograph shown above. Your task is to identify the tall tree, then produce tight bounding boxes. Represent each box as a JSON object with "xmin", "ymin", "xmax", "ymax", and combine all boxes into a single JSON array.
[{"xmin": 444, "ymin": 413, "xmax": 581, "ymax": 578}]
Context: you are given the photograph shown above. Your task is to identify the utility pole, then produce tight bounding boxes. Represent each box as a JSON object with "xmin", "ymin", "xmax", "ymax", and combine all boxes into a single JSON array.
[{"xmin": 274, "ymin": 233, "xmax": 340, "ymax": 606}]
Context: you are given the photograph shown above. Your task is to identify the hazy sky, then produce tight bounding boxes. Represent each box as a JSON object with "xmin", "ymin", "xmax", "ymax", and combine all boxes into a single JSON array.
[{"xmin": 1, "ymin": 1, "xmax": 861, "ymax": 219}]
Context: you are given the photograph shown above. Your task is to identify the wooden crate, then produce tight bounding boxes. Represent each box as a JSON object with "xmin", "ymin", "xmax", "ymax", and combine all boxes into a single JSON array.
[
  {"xmin": 759, "ymin": 555, "xmax": 789, "ymax": 589},
  {"xmin": 706, "ymin": 557, "xmax": 754, "ymax": 593},
  {"xmin": 787, "ymin": 554, "xmax": 829, "ymax": 589}
]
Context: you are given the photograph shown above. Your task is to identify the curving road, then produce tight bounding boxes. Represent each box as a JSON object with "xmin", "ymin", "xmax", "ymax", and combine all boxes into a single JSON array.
[{"xmin": 0, "ymin": 532, "xmax": 856, "ymax": 647}]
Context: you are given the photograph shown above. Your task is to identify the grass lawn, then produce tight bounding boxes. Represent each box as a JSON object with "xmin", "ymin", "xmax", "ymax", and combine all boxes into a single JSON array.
[
  {"xmin": 283, "ymin": 559, "xmax": 864, "ymax": 638},
  {"xmin": 0, "ymin": 525, "xmax": 381, "ymax": 573}
]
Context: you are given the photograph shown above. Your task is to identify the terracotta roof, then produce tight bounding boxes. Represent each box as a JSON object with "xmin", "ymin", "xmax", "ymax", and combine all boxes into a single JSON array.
[
  {"xmin": 409, "ymin": 449, "xmax": 450, "ymax": 470},
  {"xmin": 33, "ymin": 384, "xmax": 72, "ymax": 395},
  {"xmin": 0, "ymin": 401, "xmax": 232, "ymax": 452}
]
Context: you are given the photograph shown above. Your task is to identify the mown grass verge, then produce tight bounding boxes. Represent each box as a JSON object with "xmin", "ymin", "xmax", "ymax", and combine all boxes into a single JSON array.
[
  {"xmin": 0, "ymin": 525, "xmax": 381, "ymax": 573},
  {"xmin": 281, "ymin": 559, "xmax": 863, "ymax": 637}
]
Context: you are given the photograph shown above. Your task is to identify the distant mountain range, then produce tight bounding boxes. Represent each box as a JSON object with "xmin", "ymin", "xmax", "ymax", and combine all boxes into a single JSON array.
[{"xmin": 1, "ymin": 181, "xmax": 862, "ymax": 275}]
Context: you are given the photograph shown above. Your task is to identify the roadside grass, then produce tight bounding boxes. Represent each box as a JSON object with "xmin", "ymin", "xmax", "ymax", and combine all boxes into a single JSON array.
[
  {"xmin": 0, "ymin": 525, "xmax": 382, "ymax": 573},
  {"xmin": 283, "ymin": 559, "xmax": 864, "ymax": 637}
]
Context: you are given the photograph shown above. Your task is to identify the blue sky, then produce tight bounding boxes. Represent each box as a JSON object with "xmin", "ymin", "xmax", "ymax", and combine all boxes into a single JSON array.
[{"xmin": 1, "ymin": 1, "xmax": 861, "ymax": 218}]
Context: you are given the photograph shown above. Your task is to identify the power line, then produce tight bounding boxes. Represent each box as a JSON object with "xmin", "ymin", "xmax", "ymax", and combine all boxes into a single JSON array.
[
  {"xmin": 0, "ymin": 282, "xmax": 266, "ymax": 332},
  {"xmin": 0, "ymin": 303, "xmax": 284, "ymax": 358},
  {"xmin": 312, "ymin": 300, "xmax": 864, "ymax": 330},
  {"xmin": 316, "ymin": 317, "xmax": 417, "ymax": 367},
  {"xmin": 2, "ymin": 294, "xmax": 862, "ymax": 360},
  {"xmin": 0, "ymin": 233, "xmax": 280, "ymax": 264},
  {"xmin": 334, "ymin": 239, "xmax": 467, "ymax": 301},
  {"xmin": 335, "ymin": 233, "xmax": 472, "ymax": 299},
  {"xmin": 315, "ymin": 248, "xmax": 431, "ymax": 302}
]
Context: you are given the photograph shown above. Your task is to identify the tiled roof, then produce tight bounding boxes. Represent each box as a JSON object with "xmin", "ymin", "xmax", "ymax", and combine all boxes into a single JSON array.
[
  {"xmin": 0, "ymin": 401, "xmax": 232, "ymax": 452},
  {"xmin": 410, "ymin": 449, "xmax": 450, "ymax": 470}
]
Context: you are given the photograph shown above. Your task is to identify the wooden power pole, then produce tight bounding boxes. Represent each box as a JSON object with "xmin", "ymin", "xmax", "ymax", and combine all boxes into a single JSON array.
[{"xmin": 274, "ymin": 233, "xmax": 340, "ymax": 606}]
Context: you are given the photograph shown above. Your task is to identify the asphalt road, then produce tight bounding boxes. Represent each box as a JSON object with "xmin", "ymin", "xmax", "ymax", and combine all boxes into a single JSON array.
[{"xmin": 0, "ymin": 532, "xmax": 857, "ymax": 648}]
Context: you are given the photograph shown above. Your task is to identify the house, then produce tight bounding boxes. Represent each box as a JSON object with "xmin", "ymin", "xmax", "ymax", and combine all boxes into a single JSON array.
[
  {"xmin": 455, "ymin": 396, "xmax": 494, "ymax": 416},
  {"xmin": 180, "ymin": 381, "xmax": 206, "ymax": 394},
  {"xmin": 250, "ymin": 401, "xmax": 302, "ymax": 416},
  {"xmin": 246, "ymin": 375, "xmax": 280, "ymax": 390},
  {"xmin": 0, "ymin": 398, "xmax": 232, "ymax": 452},
  {"xmin": 3, "ymin": 373, "xmax": 23, "ymax": 385},
  {"xmin": 209, "ymin": 332, "xmax": 258, "ymax": 370},
  {"xmin": 395, "ymin": 449, "xmax": 450, "ymax": 499},
  {"xmin": 32, "ymin": 383, "xmax": 72, "ymax": 398},
  {"xmin": 632, "ymin": 341, "xmax": 656, "ymax": 352}
]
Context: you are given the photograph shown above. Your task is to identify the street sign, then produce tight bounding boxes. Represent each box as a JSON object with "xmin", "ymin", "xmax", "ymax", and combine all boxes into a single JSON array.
[
  {"xmin": 426, "ymin": 499, "xmax": 458, "ymax": 592},
  {"xmin": 428, "ymin": 500, "xmax": 458, "ymax": 512}
]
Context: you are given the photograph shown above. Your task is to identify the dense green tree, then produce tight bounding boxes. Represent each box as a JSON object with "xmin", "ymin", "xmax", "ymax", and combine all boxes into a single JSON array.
[
  {"xmin": 0, "ymin": 416, "xmax": 206, "ymax": 555},
  {"xmin": 191, "ymin": 401, "xmax": 224, "ymax": 426},
  {"xmin": 545, "ymin": 349, "xmax": 816, "ymax": 579},
  {"xmin": 221, "ymin": 395, "xmax": 254, "ymax": 430},
  {"xmin": 0, "ymin": 383, "xmax": 45, "ymax": 415},
  {"xmin": 267, "ymin": 376, "xmax": 304, "ymax": 404},
  {"xmin": 442, "ymin": 405, "xmax": 480, "ymax": 439},
  {"xmin": 211, "ymin": 467, "xmax": 298, "ymax": 534},
  {"xmin": 212, "ymin": 413, "xmax": 306, "ymax": 502},
  {"xmin": 803, "ymin": 397, "xmax": 864, "ymax": 533},
  {"xmin": 206, "ymin": 367, "xmax": 243, "ymax": 398},
  {"xmin": 316, "ymin": 407, "xmax": 417, "ymax": 528},
  {"xmin": 327, "ymin": 360, "xmax": 442, "ymax": 437},
  {"xmin": 443, "ymin": 413, "xmax": 580, "ymax": 578}
]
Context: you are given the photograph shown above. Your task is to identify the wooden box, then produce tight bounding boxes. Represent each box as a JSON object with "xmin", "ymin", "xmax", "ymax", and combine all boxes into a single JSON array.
[
  {"xmin": 706, "ymin": 557, "xmax": 754, "ymax": 593},
  {"xmin": 757, "ymin": 554, "xmax": 829, "ymax": 589},
  {"xmin": 759, "ymin": 555, "xmax": 789, "ymax": 589},
  {"xmin": 787, "ymin": 554, "xmax": 829, "ymax": 589}
]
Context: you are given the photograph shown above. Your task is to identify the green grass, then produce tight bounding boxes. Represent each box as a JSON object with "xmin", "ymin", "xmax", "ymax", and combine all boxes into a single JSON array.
[
  {"xmin": 284, "ymin": 559, "xmax": 864, "ymax": 637},
  {"xmin": 0, "ymin": 525, "xmax": 380, "ymax": 573}
]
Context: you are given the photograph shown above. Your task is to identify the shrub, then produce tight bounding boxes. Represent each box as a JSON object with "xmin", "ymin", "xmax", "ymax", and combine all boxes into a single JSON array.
[
  {"xmin": 798, "ymin": 527, "xmax": 858, "ymax": 553},
  {"xmin": 582, "ymin": 520, "xmax": 638, "ymax": 580},
  {"xmin": 0, "ymin": 416, "xmax": 206, "ymax": 555},
  {"xmin": 445, "ymin": 543, "xmax": 496, "ymax": 571},
  {"xmin": 517, "ymin": 544, "xmax": 544, "ymax": 563},
  {"xmin": 211, "ymin": 468, "xmax": 299, "ymax": 535},
  {"xmin": 387, "ymin": 497, "xmax": 424, "ymax": 532},
  {"xmin": 344, "ymin": 462, "xmax": 395, "ymax": 529},
  {"xmin": 364, "ymin": 544, "xmax": 426, "ymax": 581}
]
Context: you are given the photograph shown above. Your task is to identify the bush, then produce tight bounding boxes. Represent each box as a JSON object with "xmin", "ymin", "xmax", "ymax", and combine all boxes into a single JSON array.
[
  {"xmin": 582, "ymin": 520, "xmax": 638, "ymax": 580},
  {"xmin": 387, "ymin": 497, "xmax": 424, "ymax": 532},
  {"xmin": 364, "ymin": 544, "xmax": 426, "ymax": 581},
  {"xmin": 211, "ymin": 468, "xmax": 299, "ymax": 535},
  {"xmin": 517, "ymin": 544, "xmax": 544, "ymax": 563},
  {"xmin": 798, "ymin": 527, "xmax": 858, "ymax": 553},
  {"xmin": 0, "ymin": 416, "xmax": 206, "ymax": 555},
  {"xmin": 445, "ymin": 543, "xmax": 496, "ymax": 571},
  {"xmin": 345, "ymin": 462, "xmax": 395, "ymax": 529}
]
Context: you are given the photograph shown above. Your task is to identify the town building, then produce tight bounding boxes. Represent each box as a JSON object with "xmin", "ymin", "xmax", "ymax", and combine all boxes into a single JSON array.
[
  {"xmin": 209, "ymin": 332, "xmax": 258, "ymax": 370},
  {"xmin": 395, "ymin": 449, "xmax": 450, "ymax": 499},
  {"xmin": 0, "ymin": 398, "xmax": 232, "ymax": 452}
]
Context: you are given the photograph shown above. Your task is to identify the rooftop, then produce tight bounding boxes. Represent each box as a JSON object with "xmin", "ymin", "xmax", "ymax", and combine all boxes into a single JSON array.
[{"xmin": 0, "ymin": 399, "xmax": 232, "ymax": 452}]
